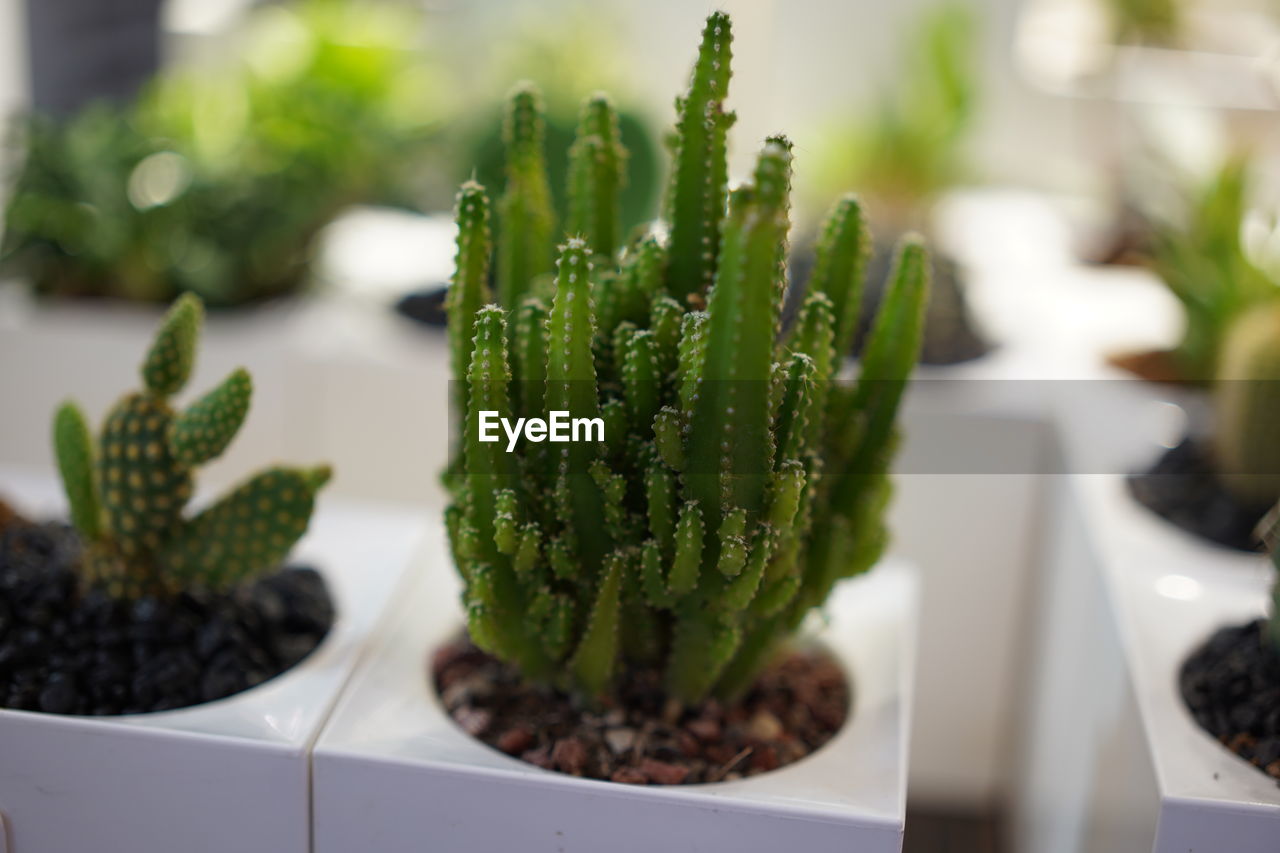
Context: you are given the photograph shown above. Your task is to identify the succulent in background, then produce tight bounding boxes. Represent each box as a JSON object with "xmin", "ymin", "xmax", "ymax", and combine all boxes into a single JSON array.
[
  {"xmin": 802, "ymin": 2, "xmax": 976, "ymax": 233},
  {"xmin": 1151, "ymin": 154, "xmax": 1279, "ymax": 382},
  {"xmin": 796, "ymin": 3, "xmax": 986, "ymax": 367},
  {"xmin": 53, "ymin": 293, "xmax": 331, "ymax": 597},
  {"xmin": 444, "ymin": 13, "xmax": 929, "ymax": 704},
  {"xmin": 2, "ymin": 0, "xmax": 443, "ymax": 307},
  {"xmin": 1213, "ymin": 302, "xmax": 1280, "ymax": 509}
]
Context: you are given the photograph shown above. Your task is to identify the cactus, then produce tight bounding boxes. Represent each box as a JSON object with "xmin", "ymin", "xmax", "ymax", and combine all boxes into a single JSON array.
[
  {"xmin": 1213, "ymin": 302, "xmax": 1280, "ymax": 508},
  {"xmin": 52, "ymin": 293, "xmax": 331, "ymax": 597},
  {"xmin": 444, "ymin": 12, "xmax": 929, "ymax": 704}
]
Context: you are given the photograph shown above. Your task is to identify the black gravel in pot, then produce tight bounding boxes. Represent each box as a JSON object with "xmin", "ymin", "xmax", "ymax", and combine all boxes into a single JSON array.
[
  {"xmin": 1127, "ymin": 438, "xmax": 1270, "ymax": 553},
  {"xmin": 1181, "ymin": 620, "xmax": 1280, "ymax": 786},
  {"xmin": 0, "ymin": 507, "xmax": 334, "ymax": 716}
]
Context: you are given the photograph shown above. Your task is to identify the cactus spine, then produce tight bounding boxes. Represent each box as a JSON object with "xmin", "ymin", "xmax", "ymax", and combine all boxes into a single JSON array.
[
  {"xmin": 1213, "ymin": 302, "xmax": 1280, "ymax": 507},
  {"xmin": 53, "ymin": 293, "xmax": 330, "ymax": 596},
  {"xmin": 444, "ymin": 13, "xmax": 929, "ymax": 704}
]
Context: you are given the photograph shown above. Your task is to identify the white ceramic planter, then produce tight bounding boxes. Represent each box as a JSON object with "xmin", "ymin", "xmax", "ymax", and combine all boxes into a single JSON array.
[
  {"xmin": 0, "ymin": 466, "xmax": 429, "ymax": 853},
  {"xmin": 1013, "ymin": 470, "xmax": 1280, "ymax": 853},
  {"xmin": 312, "ymin": 526, "xmax": 918, "ymax": 853}
]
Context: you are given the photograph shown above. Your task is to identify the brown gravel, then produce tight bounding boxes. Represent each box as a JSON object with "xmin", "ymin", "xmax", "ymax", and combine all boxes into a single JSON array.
[{"xmin": 431, "ymin": 637, "xmax": 851, "ymax": 785}]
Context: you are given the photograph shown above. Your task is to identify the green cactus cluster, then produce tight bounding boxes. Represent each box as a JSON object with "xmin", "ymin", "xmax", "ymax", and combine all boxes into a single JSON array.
[
  {"xmin": 443, "ymin": 12, "xmax": 929, "ymax": 703},
  {"xmin": 53, "ymin": 293, "xmax": 331, "ymax": 597},
  {"xmin": 1214, "ymin": 302, "xmax": 1280, "ymax": 509}
]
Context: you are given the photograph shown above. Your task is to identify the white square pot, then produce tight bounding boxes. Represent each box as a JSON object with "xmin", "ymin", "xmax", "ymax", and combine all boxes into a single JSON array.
[
  {"xmin": 313, "ymin": 527, "xmax": 918, "ymax": 853},
  {"xmin": 0, "ymin": 466, "xmax": 429, "ymax": 853},
  {"xmin": 1013, "ymin": 472, "xmax": 1280, "ymax": 853}
]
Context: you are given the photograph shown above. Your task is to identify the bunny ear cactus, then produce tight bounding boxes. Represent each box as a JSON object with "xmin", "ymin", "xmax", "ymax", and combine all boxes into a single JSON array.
[
  {"xmin": 1213, "ymin": 302, "xmax": 1280, "ymax": 509},
  {"xmin": 444, "ymin": 12, "xmax": 929, "ymax": 705},
  {"xmin": 52, "ymin": 293, "xmax": 331, "ymax": 597}
]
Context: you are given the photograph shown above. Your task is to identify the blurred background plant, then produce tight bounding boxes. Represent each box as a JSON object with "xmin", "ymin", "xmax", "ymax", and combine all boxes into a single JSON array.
[
  {"xmin": 795, "ymin": 2, "xmax": 988, "ymax": 365},
  {"xmin": 1115, "ymin": 152, "xmax": 1280, "ymax": 382},
  {"xmin": 454, "ymin": 10, "xmax": 661, "ymax": 242},
  {"xmin": 801, "ymin": 1, "xmax": 976, "ymax": 236},
  {"xmin": 1, "ymin": 0, "xmax": 448, "ymax": 308},
  {"xmin": 1106, "ymin": 0, "xmax": 1183, "ymax": 45}
]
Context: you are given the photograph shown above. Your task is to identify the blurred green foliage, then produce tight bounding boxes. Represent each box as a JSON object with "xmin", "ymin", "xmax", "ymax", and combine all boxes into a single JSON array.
[
  {"xmin": 1107, "ymin": 0, "xmax": 1182, "ymax": 46},
  {"xmin": 803, "ymin": 2, "xmax": 976, "ymax": 232},
  {"xmin": 2, "ymin": 0, "xmax": 444, "ymax": 307},
  {"xmin": 458, "ymin": 13, "xmax": 660, "ymax": 240},
  {"xmin": 1151, "ymin": 154, "xmax": 1280, "ymax": 381}
]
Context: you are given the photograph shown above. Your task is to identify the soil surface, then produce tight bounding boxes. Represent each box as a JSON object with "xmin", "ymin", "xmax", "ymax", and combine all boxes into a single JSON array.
[
  {"xmin": 1127, "ymin": 438, "xmax": 1270, "ymax": 552},
  {"xmin": 0, "ymin": 500, "xmax": 334, "ymax": 716},
  {"xmin": 432, "ymin": 637, "xmax": 850, "ymax": 785},
  {"xmin": 1181, "ymin": 620, "xmax": 1280, "ymax": 786}
]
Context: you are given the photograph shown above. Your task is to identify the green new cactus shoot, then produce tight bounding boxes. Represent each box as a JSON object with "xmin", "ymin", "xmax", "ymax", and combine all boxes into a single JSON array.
[
  {"xmin": 53, "ymin": 293, "xmax": 331, "ymax": 597},
  {"xmin": 444, "ymin": 12, "xmax": 930, "ymax": 704}
]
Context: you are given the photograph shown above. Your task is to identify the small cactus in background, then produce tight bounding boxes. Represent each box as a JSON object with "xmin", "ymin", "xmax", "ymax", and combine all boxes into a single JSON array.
[
  {"xmin": 444, "ymin": 12, "xmax": 929, "ymax": 703},
  {"xmin": 53, "ymin": 293, "xmax": 331, "ymax": 597},
  {"xmin": 1213, "ymin": 302, "xmax": 1280, "ymax": 508}
]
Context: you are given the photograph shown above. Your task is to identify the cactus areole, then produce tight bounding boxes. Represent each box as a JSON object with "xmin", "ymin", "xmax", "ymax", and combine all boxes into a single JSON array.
[
  {"xmin": 53, "ymin": 292, "xmax": 332, "ymax": 598},
  {"xmin": 443, "ymin": 12, "xmax": 929, "ymax": 706}
]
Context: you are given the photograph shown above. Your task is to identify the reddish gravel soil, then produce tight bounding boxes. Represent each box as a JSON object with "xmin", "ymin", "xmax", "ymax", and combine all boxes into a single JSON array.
[{"xmin": 431, "ymin": 637, "xmax": 851, "ymax": 785}]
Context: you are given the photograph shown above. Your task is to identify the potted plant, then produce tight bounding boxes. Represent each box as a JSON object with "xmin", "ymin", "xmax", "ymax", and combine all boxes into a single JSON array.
[
  {"xmin": 1012, "ymin": 465, "xmax": 1280, "ymax": 852},
  {"xmin": 3, "ymin": 0, "xmax": 442, "ymax": 309},
  {"xmin": 314, "ymin": 12, "xmax": 926, "ymax": 851},
  {"xmin": 1011, "ymin": 296, "xmax": 1280, "ymax": 851},
  {"xmin": 1182, "ymin": 508, "xmax": 1280, "ymax": 784},
  {"xmin": 0, "ymin": 293, "xmax": 426, "ymax": 853},
  {"xmin": 1128, "ymin": 300, "xmax": 1280, "ymax": 550},
  {"xmin": 1108, "ymin": 153, "xmax": 1277, "ymax": 385}
]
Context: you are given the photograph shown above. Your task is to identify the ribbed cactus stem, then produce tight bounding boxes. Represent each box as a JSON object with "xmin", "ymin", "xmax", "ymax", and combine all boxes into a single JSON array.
[
  {"xmin": 446, "ymin": 182, "xmax": 493, "ymax": 418},
  {"xmin": 497, "ymin": 83, "xmax": 555, "ymax": 310},
  {"xmin": 686, "ymin": 139, "xmax": 793, "ymax": 522},
  {"xmin": 545, "ymin": 238, "xmax": 609, "ymax": 569},
  {"xmin": 807, "ymin": 195, "xmax": 870, "ymax": 358},
  {"xmin": 664, "ymin": 11, "xmax": 734, "ymax": 301},
  {"xmin": 567, "ymin": 93, "xmax": 627, "ymax": 260},
  {"xmin": 835, "ymin": 235, "xmax": 930, "ymax": 499}
]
